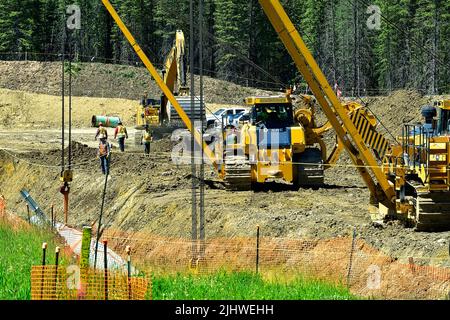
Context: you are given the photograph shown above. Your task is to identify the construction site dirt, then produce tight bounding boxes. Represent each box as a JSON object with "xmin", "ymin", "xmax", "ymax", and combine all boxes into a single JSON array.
[{"xmin": 0, "ymin": 62, "xmax": 450, "ymax": 275}]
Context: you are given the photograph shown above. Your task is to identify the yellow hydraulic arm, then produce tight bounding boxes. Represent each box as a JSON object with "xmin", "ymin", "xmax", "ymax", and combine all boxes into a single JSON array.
[
  {"xmin": 258, "ymin": 0, "xmax": 396, "ymax": 209},
  {"xmin": 101, "ymin": 0, "xmax": 217, "ymax": 169}
]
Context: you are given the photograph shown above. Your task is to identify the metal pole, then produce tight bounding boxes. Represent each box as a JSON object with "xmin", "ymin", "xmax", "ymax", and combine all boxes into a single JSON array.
[
  {"xmin": 27, "ymin": 204, "xmax": 30, "ymax": 223},
  {"xmin": 199, "ymin": 0, "xmax": 205, "ymax": 260},
  {"xmin": 61, "ymin": 24, "xmax": 66, "ymax": 175},
  {"xmin": 126, "ymin": 246, "xmax": 132, "ymax": 300},
  {"xmin": 68, "ymin": 33, "xmax": 72, "ymax": 171},
  {"xmin": 54, "ymin": 247, "xmax": 60, "ymax": 299},
  {"xmin": 103, "ymin": 240, "xmax": 108, "ymax": 301},
  {"xmin": 51, "ymin": 204, "xmax": 54, "ymax": 228},
  {"xmin": 41, "ymin": 242, "xmax": 47, "ymax": 299},
  {"xmin": 94, "ymin": 172, "xmax": 109, "ymax": 269},
  {"xmin": 256, "ymin": 225, "xmax": 260, "ymax": 274},
  {"xmin": 189, "ymin": 0, "xmax": 198, "ymax": 266}
]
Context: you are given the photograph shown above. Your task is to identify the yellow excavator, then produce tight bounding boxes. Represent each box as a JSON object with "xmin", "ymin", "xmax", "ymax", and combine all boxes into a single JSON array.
[
  {"xmin": 101, "ymin": 0, "xmax": 450, "ymax": 231},
  {"xmin": 134, "ymin": 29, "xmax": 193, "ymax": 144}
]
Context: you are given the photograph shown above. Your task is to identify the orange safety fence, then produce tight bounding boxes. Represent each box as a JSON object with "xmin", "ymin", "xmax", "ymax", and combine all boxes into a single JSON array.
[
  {"xmin": 31, "ymin": 266, "xmax": 150, "ymax": 300},
  {"xmin": 0, "ymin": 195, "xmax": 5, "ymax": 219},
  {"xmin": 101, "ymin": 228, "xmax": 450, "ymax": 300}
]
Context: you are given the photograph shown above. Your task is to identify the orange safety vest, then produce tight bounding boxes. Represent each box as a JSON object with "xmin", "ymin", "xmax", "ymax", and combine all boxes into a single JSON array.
[
  {"xmin": 117, "ymin": 125, "xmax": 127, "ymax": 138},
  {"xmin": 99, "ymin": 143, "xmax": 108, "ymax": 157},
  {"xmin": 98, "ymin": 127, "xmax": 107, "ymax": 139},
  {"xmin": 143, "ymin": 131, "xmax": 152, "ymax": 142}
]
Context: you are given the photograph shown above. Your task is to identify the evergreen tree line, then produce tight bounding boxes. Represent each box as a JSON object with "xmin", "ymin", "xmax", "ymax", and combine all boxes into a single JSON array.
[{"xmin": 0, "ymin": 0, "xmax": 448, "ymax": 95}]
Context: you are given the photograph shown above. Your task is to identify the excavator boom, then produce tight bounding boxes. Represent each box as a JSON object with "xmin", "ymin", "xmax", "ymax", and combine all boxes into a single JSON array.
[
  {"xmin": 258, "ymin": 0, "xmax": 396, "ymax": 210},
  {"xmin": 101, "ymin": 0, "xmax": 217, "ymax": 169}
]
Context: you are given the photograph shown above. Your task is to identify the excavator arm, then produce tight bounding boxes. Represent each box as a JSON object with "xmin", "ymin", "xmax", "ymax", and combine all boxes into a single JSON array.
[
  {"xmin": 258, "ymin": 0, "xmax": 396, "ymax": 210},
  {"xmin": 101, "ymin": 0, "xmax": 218, "ymax": 169},
  {"xmin": 162, "ymin": 31, "xmax": 189, "ymax": 105}
]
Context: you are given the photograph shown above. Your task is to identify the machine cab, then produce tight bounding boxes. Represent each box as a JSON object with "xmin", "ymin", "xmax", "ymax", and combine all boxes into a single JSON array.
[
  {"xmin": 435, "ymin": 100, "xmax": 450, "ymax": 135},
  {"xmin": 246, "ymin": 96, "xmax": 294, "ymax": 129}
]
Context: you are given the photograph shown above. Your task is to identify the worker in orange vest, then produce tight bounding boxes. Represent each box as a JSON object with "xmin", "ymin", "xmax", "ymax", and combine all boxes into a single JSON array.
[
  {"xmin": 97, "ymin": 138, "xmax": 111, "ymax": 175},
  {"xmin": 95, "ymin": 123, "xmax": 108, "ymax": 141},
  {"xmin": 142, "ymin": 125, "xmax": 153, "ymax": 157},
  {"xmin": 114, "ymin": 122, "xmax": 128, "ymax": 152}
]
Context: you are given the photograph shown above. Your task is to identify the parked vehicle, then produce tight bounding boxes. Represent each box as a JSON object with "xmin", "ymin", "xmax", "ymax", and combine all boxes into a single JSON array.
[{"xmin": 206, "ymin": 107, "xmax": 248, "ymax": 128}]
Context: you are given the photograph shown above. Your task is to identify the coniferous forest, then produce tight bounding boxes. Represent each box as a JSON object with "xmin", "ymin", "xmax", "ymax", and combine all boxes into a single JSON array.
[{"xmin": 0, "ymin": 0, "xmax": 449, "ymax": 95}]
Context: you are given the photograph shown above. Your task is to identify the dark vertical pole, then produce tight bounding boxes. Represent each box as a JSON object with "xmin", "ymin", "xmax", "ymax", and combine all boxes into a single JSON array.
[
  {"xmin": 54, "ymin": 247, "xmax": 60, "ymax": 299},
  {"xmin": 68, "ymin": 53, "xmax": 72, "ymax": 171},
  {"xmin": 42, "ymin": 243, "xmax": 47, "ymax": 266},
  {"xmin": 67, "ymin": 24, "xmax": 73, "ymax": 172},
  {"xmin": 189, "ymin": 0, "xmax": 198, "ymax": 266},
  {"xmin": 126, "ymin": 246, "xmax": 132, "ymax": 300},
  {"xmin": 27, "ymin": 204, "xmax": 30, "ymax": 223},
  {"xmin": 199, "ymin": 0, "xmax": 205, "ymax": 260},
  {"xmin": 103, "ymin": 240, "xmax": 108, "ymax": 301},
  {"xmin": 94, "ymin": 172, "xmax": 109, "ymax": 270},
  {"xmin": 256, "ymin": 225, "xmax": 260, "ymax": 274},
  {"xmin": 61, "ymin": 23, "xmax": 66, "ymax": 176},
  {"xmin": 41, "ymin": 242, "xmax": 47, "ymax": 300},
  {"xmin": 51, "ymin": 204, "xmax": 54, "ymax": 228}
]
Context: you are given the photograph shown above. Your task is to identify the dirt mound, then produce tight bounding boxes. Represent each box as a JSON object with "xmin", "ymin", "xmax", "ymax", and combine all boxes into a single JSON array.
[
  {"xmin": 0, "ymin": 61, "xmax": 275, "ymax": 104},
  {"xmin": 366, "ymin": 89, "xmax": 435, "ymax": 136},
  {"xmin": 0, "ymin": 88, "xmax": 137, "ymax": 129}
]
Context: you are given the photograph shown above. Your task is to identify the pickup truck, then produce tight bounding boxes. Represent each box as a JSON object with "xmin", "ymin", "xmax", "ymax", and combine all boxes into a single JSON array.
[{"xmin": 206, "ymin": 107, "xmax": 248, "ymax": 128}]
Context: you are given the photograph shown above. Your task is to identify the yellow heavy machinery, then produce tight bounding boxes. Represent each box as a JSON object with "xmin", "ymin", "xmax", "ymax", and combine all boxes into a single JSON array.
[
  {"xmin": 382, "ymin": 100, "xmax": 450, "ymax": 230},
  {"xmin": 102, "ymin": 0, "xmax": 450, "ymax": 230},
  {"xmin": 220, "ymin": 93, "xmax": 325, "ymax": 190},
  {"xmin": 134, "ymin": 29, "xmax": 193, "ymax": 143},
  {"xmin": 256, "ymin": 0, "xmax": 450, "ymax": 231}
]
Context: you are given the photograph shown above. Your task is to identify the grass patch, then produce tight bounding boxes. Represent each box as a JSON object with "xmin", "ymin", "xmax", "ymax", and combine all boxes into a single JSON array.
[
  {"xmin": 152, "ymin": 271, "xmax": 356, "ymax": 300},
  {"xmin": 0, "ymin": 222, "xmax": 66, "ymax": 300}
]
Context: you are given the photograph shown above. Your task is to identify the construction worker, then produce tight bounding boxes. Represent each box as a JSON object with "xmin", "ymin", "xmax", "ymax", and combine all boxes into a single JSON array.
[
  {"xmin": 114, "ymin": 122, "xmax": 128, "ymax": 152},
  {"xmin": 97, "ymin": 138, "xmax": 111, "ymax": 175},
  {"xmin": 95, "ymin": 123, "xmax": 108, "ymax": 141},
  {"xmin": 142, "ymin": 126, "xmax": 153, "ymax": 156}
]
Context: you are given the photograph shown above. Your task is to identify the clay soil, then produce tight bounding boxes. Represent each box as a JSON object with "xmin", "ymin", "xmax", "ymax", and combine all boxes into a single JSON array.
[{"xmin": 0, "ymin": 61, "xmax": 450, "ymax": 299}]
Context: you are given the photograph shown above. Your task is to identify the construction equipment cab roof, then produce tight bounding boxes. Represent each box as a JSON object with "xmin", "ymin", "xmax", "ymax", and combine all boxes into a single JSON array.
[{"xmin": 245, "ymin": 96, "xmax": 292, "ymax": 105}]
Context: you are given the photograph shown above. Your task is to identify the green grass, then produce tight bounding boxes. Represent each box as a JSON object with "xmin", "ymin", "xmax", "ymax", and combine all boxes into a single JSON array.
[
  {"xmin": 152, "ymin": 271, "xmax": 356, "ymax": 300},
  {"xmin": 0, "ymin": 222, "xmax": 65, "ymax": 300}
]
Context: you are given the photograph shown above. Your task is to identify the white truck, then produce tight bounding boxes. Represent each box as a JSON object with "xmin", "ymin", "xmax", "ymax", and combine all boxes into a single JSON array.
[{"xmin": 206, "ymin": 107, "xmax": 248, "ymax": 128}]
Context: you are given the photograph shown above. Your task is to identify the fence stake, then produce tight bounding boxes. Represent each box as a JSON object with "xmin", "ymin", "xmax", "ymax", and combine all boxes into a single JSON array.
[
  {"xmin": 27, "ymin": 204, "xmax": 30, "ymax": 223},
  {"xmin": 409, "ymin": 257, "xmax": 416, "ymax": 274},
  {"xmin": 126, "ymin": 246, "xmax": 132, "ymax": 300},
  {"xmin": 41, "ymin": 242, "xmax": 47, "ymax": 299},
  {"xmin": 51, "ymin": 204, "xmax": 54, "ymax": 228},
  {"xmin": 54, "ymin": 247, "xmax": 60, "ymax": 299},
  {"xmin": 256, "ymin": 225, "xmax": 260, "ymax": 274},
  {"xmin": 103, "ymin": 240, "xmax": 108, "ymax": 301},
  {"xmin": 346, "ymin": 228, "xmax": 357, "ymax": 289}
]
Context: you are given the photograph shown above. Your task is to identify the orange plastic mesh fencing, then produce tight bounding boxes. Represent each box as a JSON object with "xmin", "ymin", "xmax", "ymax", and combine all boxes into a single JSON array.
[
  {"xmin": 101, "ymin": 228, "xmax": 450, "ymax": 299},
  {"xmin": 0, "ymin": 195, "xmax": 5, "ymax": 219},
  {"xmin": 31, "ymin": 266, "xmax": 150, "ymax": 300}
]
